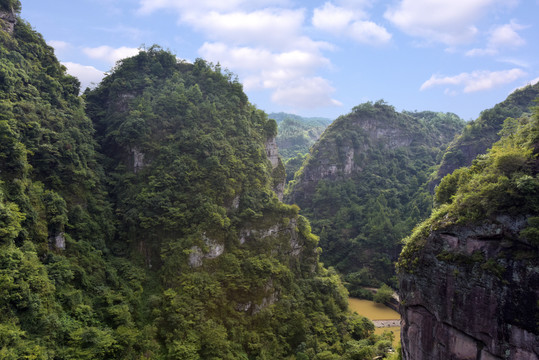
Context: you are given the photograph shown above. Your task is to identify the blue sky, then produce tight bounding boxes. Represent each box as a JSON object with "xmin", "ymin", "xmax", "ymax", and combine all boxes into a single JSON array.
[{"xmin": 21, "ymin": 0, "xmax": 539, "ymax": 121}]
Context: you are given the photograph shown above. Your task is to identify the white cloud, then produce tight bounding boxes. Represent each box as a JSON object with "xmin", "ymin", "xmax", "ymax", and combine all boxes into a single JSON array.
[
  {"xmin": 47, "ymin": 40, "xmax": 70, "ymax": 51},
  {"xmin": 384, "ymin": 0, "xmax": 496, "ymax": 45},
  {"xmin": 466, "ymin": 21, "xmax": 526, "ymax": 56},
  {"xmin": 138, "ymin": 0, "xmax": 342, "ymax": 109},
  {"xmin": 138, "ymin": 0, "xmax": 290, "ymax": 15},
  {"xmin": 312, "ymin": 2, "xmax": 358, "ymax": 34},
  {"xmin": 349, "ymin": 21, "xmax": 392, "ymax": 45},
  {"xmin": 272, "ymin": 77, "xmax": 342, "ymax": 108},
  {"xmin": 62, "ymin": 62, "xmax": 105, "ymax": 91},
  {"xmin": 185, "ymin": 9, "xmax": 305, "ymax": 49},
  {"xmin": 312, "ymin": 2, "xmax": 391, "ymax": 45},
  {"xmin": 82, "ymin": 46, "xmax": 140, "ymax": 65},
  {"xmin": 420, "ymin": 68, "xmax": 527, "ymax": 93},
  {"xmin": 199, "ymin": 42, "xmax": 339, "ymax": 108},
  {"xmin": 489, "ymin": 22, "xmax": 525, "ymax": 48}
]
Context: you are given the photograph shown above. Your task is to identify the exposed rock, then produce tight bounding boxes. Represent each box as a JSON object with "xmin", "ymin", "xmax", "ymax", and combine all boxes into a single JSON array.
[
  {"xmin": 132, "ymin": 147, "xmax": 144, "ymax": 173},
  {"xmin": 0, "ymin": 8, "xmax": 16, "ymax": 34},
  {"xmin": 265, "ymin": 137, "xmax": 280, "ymax": 168},
  {"xmin": 189, "ymin": 234, "xmax": 225, "ymax": 268},
  {"xmin": 266, "ymin": 137, "xmax": 286, "ymax": 200},
  {"xmin": 399, "ymin": 217, "xmax": 539, "ymax": 360},
  {"xmin": 50, "ymin": 232, "xmax": 66, "ymax": 250}
]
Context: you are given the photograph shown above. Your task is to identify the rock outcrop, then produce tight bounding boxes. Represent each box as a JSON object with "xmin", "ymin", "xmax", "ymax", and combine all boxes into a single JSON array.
[
  {"xmin": 0, "ymin": 8, "xmax": 16, "ymax": 34},
  {"xmin": 400, "ymin": 216, "xmax": 539, "ymax": 359}
]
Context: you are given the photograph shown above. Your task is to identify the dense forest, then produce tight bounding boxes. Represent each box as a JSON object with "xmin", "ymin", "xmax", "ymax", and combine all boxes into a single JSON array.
[
  {"xmin": 0, "ymin": 2, "xmax": 398, "ymax": 359},
  {"xmin": 2, "ymin": 0, "xmax": 538, "ymax": 359},
  {"xmin": 285, "ymin": 102, "xmax": 465, "ymax": 293},
  {"xmin": 433, "ymin": 82, "xmax": 539, "ymax": 187}
]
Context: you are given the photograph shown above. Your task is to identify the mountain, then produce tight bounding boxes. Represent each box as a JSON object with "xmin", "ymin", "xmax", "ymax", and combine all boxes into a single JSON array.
[
  {"xmin": 285, "ymin": 101, "xmax": 464, "ymax": 292},
  {"xmin": 268, "ymin": 112, "xmax": 332, "ymax": 161},
  {"xmin": 432, "ymin": 82, "xmax": 539, "ymax": 188},
  {"xmin": 399, "ymin": 102, "xmax": 539, "ymax": 359},
  {"xmin": 0, "ymin": 2, "xmax": 396, "ymax": 358}
]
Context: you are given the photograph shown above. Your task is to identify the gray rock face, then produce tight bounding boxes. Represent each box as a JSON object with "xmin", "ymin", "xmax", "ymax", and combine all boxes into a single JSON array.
[
  {"xmin": 265, "ymin": 137, "xmax": 280, "ymax": 169},
  {"xmin": 132, "ymin": 147, "xmax": 144, "ymax": 173},
  {"xmin": 189, "ymin": 234, "xmax": 225, "ymax": 267},
  {"xmin": 0, "ymin": 8, "xmax": 16, "ymax": 34},
  {"xmin": 399, "ymin": 216, "xmax": 539, "ymax": 360}
]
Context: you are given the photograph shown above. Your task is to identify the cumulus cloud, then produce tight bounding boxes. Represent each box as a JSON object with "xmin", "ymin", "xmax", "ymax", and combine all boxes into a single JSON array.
[
  {"xmin": 199, "ymin": 42, "xmax": 340, "ymax": 108},
  {"xmin": 312, "ymin": 2, "xmax": 391, "ymax": 45},
  {"xmin": 138, "ymin": 0, "xmax": 291, "ymax": 15},
  {"xmin": 420, "ymin": 68, "xmax": 527, "ymax": 93},
  {"xmin": 62, "ymin": 62, "xmax": 105, "ymax": 91},
  {"xmin": 137, "ymin": 0, "xmax": 341, "ymax": 109},
  {"xmin": 47, "ymin": 40, "xmax": 70, "ymax": 51},
  {"xmin": 272, "ymin": 77, "xmax": 342, "ymax": 108},
  {"xmin": 82, "ymin": 46, "xmax": 140, "ymax": 65},
  {"xmin": 384, "ymin": 0, "xmax": 496, "ymax": 45},
  {"xmin": 185, "ymin": 9, "xmax": 306, "ymax": 50},
  {"xmin": 466, "ymin": 21, "xmax": 526, "ymax": 57}
]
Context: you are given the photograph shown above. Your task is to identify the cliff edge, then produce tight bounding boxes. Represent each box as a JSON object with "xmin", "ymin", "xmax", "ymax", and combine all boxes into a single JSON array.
[{"xmin": 399, "ymin": 105, "xmax": 539, "ymax": 359}]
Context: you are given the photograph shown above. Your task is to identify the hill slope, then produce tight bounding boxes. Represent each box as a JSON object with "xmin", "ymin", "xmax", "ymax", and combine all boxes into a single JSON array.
[
  {"xmin": 0, "ymin": 2, "xmax": 398, "ymax": 357},
  {"xmin": 286, "ymin": 101, "xmax": 464, "ymax": 290},
  {"xmin": 432, "ymin": 82, "xmax": 539, "ymax": 188},
  {"xmin": 269, "ymin": 112, "xmax": 331, "ymax": 161}
]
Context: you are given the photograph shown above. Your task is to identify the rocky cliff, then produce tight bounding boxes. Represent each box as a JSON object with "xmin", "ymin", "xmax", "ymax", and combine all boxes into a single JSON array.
[
  {"xmin": 400, "ymin": 216, "xmax": 539, "ymax": 359},
  {"xmin": 399, "ymin": 106, "xmax": 539, "ymax": 360}
]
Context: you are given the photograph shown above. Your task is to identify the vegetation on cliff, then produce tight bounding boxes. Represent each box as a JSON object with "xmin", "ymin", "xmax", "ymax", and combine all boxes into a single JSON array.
[
  {"xmin": 285, "ymin": 101, "xmax": 464, "ymax": 293},
  {"xmin": 269, "ymin": 112, "xmax": 331, "ymax": 162},
  {"xmin": 399, "ymin": 100, "xmax": 539, "ymax": 272},
  {"xmin": 433, "ymin": 82, "xmax": 539, "ymax": 186},
  {"xmin": 0, "ymin": 2, "xmax": 397, "ymax": 358},
  {"xmin": 398, "ymin": 100, "xmax": 539, "ymax": 360}
]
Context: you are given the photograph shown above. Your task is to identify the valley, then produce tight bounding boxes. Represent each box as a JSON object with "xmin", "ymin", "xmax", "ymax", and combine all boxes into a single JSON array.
[{"xmin": 1, "ymin": 1, "xmax": 538, "ymax": 359}]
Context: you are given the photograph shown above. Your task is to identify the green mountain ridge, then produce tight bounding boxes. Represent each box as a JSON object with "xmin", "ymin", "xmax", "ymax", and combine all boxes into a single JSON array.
[
  {"xmin": 432, "ymin": 82, "xmax": 539, "ymax": 188},
  {"xmin": 0, "ymin": 3, "xmax": 396, "ymax": 359},
  {"xmin": 285, "ymin": 101, "xmax": 465, "ymax": 291},
  {"xmin": 268, "ymin": 112, "xmax": 332, "ymax": 162}
]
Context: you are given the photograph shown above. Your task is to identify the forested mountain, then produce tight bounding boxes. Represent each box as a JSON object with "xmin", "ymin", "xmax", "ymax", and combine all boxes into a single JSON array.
[
  {"xmin": 0, "ymin": 2, "xmax": 397, "ymax": 358},
  {"xmin": 399, "ymin": 101, "xmax": 539, "ymax": 359},
  {"xmin": 432, "ymin": 82, "xmax": 539, "ymax": 188},
  {"xmin": 285, "ymin": 101, "xmax": 464, "ymax": 293},
  {"xmin": 268, "ymin": 112, "xmax": 331, "ymax": 163}
]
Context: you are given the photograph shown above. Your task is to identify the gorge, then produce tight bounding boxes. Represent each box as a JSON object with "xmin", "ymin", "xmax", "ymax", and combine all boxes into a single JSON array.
[{"xmin": 1, "ymin": 0, "xmax": 538, "ymax": 359}]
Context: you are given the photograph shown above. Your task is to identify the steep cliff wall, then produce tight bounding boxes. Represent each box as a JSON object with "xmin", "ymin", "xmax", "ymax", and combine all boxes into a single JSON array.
[
  {"xmin": 399, "ymin": 107, "xmax": 539, "ymax": 360},
  {"xmin": 400, "ymin": 216, "xmax": 539, "ymax": 360}
]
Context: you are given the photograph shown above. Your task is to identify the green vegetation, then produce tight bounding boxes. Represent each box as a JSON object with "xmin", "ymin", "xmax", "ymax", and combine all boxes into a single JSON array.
[
  {"xmin": 373, "ymin": 284, "xmax": 394, "ymax": 305},
  {"xmin": 286, "ymin": 101, "xmax": 464, "ymax": 291},
  {"xmin": 400, "ymin": 102, "xmax": 539, "ymax": 272},
  {"xmin": 0, "ymin": 4, "xmax": 399, "ymax": 358},
  {"xmin": 269, "ymin": 112, "xmax": 331, "ymax": 162},
  {"xmin": 434, "ymin": 82, "xmax": 539, "ymax": 186}
]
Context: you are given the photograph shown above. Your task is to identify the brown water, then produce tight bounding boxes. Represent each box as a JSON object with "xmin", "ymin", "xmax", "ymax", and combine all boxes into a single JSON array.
[
  {"xmin": 348, "ymin": 298, "xmax": 401, "ymax": 347},
  {"xmin": 348, "ymin": 298, "xmax": 400, "ymax": 320}
]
